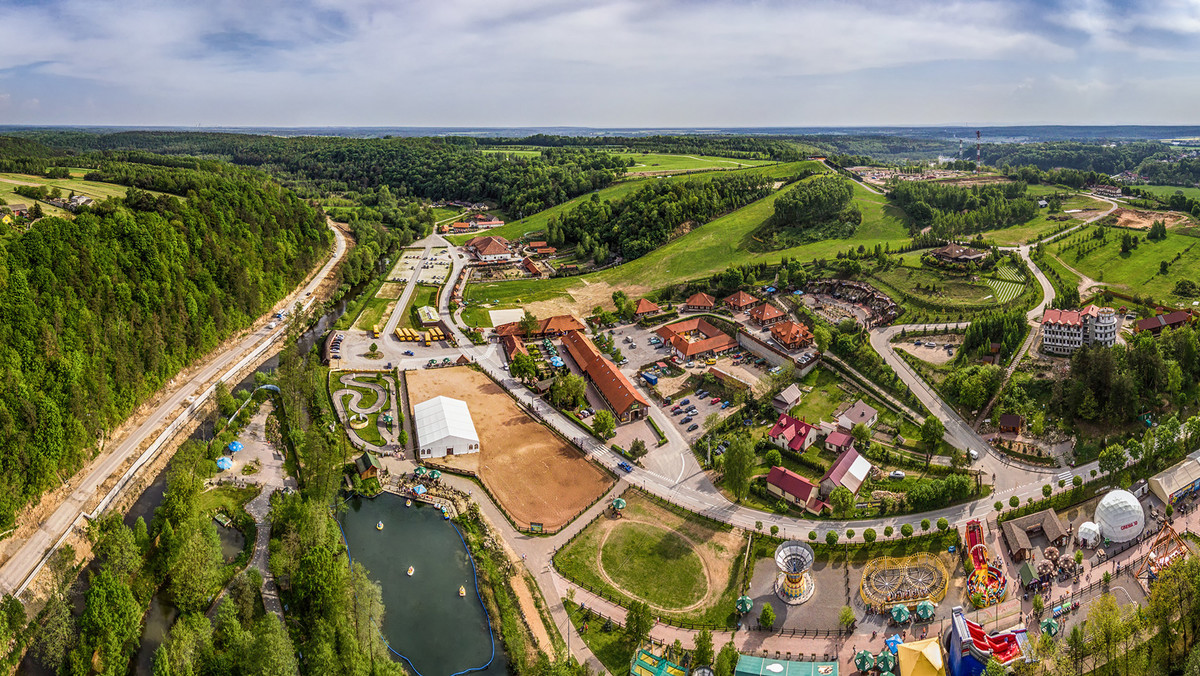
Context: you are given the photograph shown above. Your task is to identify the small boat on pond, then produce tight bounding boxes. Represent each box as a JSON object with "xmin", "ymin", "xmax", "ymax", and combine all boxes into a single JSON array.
[
  {"xmin": 458, "ymin": 585, "xmax": 466, "ymax": 597},
  {"xmin": 405, "ymin": 499, "xmax": 412, "ymax": 507},
  {"xmin": 376, "ymin": 521, "xmax": 384, "ymax": 531},
  {"xmin": 407, "ymin": 566, "xmax": 414, "ymax": 576}
]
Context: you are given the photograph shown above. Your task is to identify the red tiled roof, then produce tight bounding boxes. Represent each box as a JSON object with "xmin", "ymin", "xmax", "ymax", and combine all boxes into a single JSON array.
[
  {"xmin": 522, "ymin": 257, "xmax": 540, "ymax": 275},
  {"xmin": 822, "ymin": 447, "xmax": 867, "ymax": 493},
  {"xmin": 536, "ymin": 247, "xmax": 557, "ymax": 255},
  {"xmin": 528, "ymin": 241, "xmax": 548, "ymax": 248},
  {"xmin": 655, "ymin": 318, "xmax": 738, "ymax": 358},
  {"xmin": 826, "ymin": 431, "xmax": 853, "ymax": 448},
  {"xmin": 562, "ymin": 332, "xmax": 649, "ymax": 417},
  {"xmin": 452, "ymin": 222, "xmax": 471, "ymax": 230},
  {"xmin": 766, "ymin": 466, "xmax": 817, "ymax": 503},
  {"xmin": 725, "ymin": 291, "xmax": 757, "ymax": 308},
  {"xmin": 1042, "ymin": 308, "xmax": 1082, "ymax": 327},
  {"xmin": 1135, "ymin": 310, "xmax": 1191, "ymax": 333},
  {"xmin": 476, "ymin": 239, "xmax": 512, "ymax": 256},
  {"xmin": 771, "ymin": 320, "xmax": 813, "ymax": 346},
  {"xmin": 494, "ymin": 314, "xmax": 585, "ymax": 337},
  {"xmin": 501, "ymin": 334, "xmax": 528, "ymax": 361},
  {"xmin": 749, "ymin": 303, "xmax": 784, "ymax": 322},
  {"xmin": 768, "ymin": 413, "xmax": 816, "ymax": 452},
  {"xmin": 685, "ymin": 292, "xmax": 715, "ymax": 308},
  {"xmin": 635, "ymin": 298, "xmax": 660, "ymax": 315}
]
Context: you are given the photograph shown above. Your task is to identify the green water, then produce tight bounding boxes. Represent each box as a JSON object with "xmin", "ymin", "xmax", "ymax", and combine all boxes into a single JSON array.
[{"xmin": 340, "ymin": 494, "xmax": 504, "ymax": 676}]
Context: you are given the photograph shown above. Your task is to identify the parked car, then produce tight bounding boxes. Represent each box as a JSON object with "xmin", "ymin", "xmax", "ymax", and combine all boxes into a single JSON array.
[
  {"xmin": 687, "ymin": 424, "xmax": 699, "ymax": 432},
  {"xmin": 710, "ymin": 397, "xmax": 722, "ymax": 405},
  {"xmin": 705, "ymin": 357, "xmax": 717, "ymax": 365},
  {"xmin": 681, "ymin": 399, "xmax": 690, "ymax": 406},
  {"xmin": 672, "ymin": 405, "xmax": 682, "ymax": 412},
  {"xmin": 968, "ymin": 449, "xmax": 980, "ymax": 461},
  {"xmin": 402, "ymin": 350, "xmax": 414, "ymax": 356},
  {"xmin": 672, "ymin": 409, "xmax": 685, "ymax": 416},
  {"xmin": 696, "ymin": 390, "xmax": 708, "ymax": 398},
  {"xmin": 619, "ymin": 358, "xmax": 629, "ymax": 365},
  {"xmin": 618, "ymin": 461, "xmax": 634, "ymax": 473},
  {"xmin": 681, "ymin": 417, "xmax": 693, "ymax": 424},
  {"xmin": 721, "ymin": 401, "xmax": 731, "ymax": 409},
  {"xmin": 889, "ymin": 471, "xmax": 906, "ymax": 480}
]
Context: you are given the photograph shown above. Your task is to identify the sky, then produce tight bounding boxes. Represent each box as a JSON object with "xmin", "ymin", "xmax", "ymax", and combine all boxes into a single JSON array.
[{"xmin": 3, "ymin": 0, "xmax": 1200, "ymax": 127}]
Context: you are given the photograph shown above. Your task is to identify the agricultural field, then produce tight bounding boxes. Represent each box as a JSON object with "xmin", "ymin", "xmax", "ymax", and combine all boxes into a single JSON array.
[
  {"xmin": 0, "ymin": 171, "xmax": 171, "ymax": 201},
  {"xmin": 1053, "ymin": 227, "xmax": 1200, "ymax": 301},
  {"xmin": 464, "ymin": 177, "xmax": 911, "ymax": 319},
  {"xmin": 618, "ymin": 152, "xmax": 776, "ymax": 172},
  {"xmin": 1135, "ymin": 184, "xmax": 1200, "ymax": 200},
  {"xmin": 0, "ymin": 182, "xmax": 71, "ymax": 218},
  {"xmin": 984, "ymin": 278, "xmax": 1025, "ymax": 303}
]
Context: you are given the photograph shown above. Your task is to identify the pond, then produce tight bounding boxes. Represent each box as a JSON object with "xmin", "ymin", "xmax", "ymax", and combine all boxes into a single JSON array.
[{"xmin": 340, "ymin": 494, "xmax": 506, "ymax": 676}]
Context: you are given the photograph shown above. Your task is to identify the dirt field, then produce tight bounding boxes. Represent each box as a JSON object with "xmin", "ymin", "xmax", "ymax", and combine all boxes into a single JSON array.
[
  {"xmin": 1110, "ymin": 208, "xmax": 1190, "ymax": 230},
  {"xmin": 524, "ymin": 279, "xmax": 651, "ymax": 320},
  {"xmin": 894, "ymin": 334, "xmax": 963, "ymax": 365},
  {"xmin": 405, "ymin": 367, "xmax": 611, "ymax": 530},
  {"xmin": 377, "ymin": 282, "xmax": 405, "ymax": 298}
]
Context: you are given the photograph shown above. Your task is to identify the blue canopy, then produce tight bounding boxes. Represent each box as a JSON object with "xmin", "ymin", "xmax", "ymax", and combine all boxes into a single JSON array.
[
  {"xmin": 228, "ymin": 441, "xmax": 243, "ymax": 453},
  {"xmin": 412, "ymin": 484, "xmax": 428, "ymax": 495},
  {"xmin": 792, "ymin": 290, "xmax": 805, "ymax": 296},
  {"xmin": 216, "ymin": 456, "xmax": 233, "ymax": 471},
  {"xmin": 549, "ymin": 357, "xmax": 564, "ymax": 367},
  {"xmin": 885, "ymin": 634, "xmax": 904, "ymax": 654},
  {"xmin": 765, "ymin": 286, "xmax": 777, "ymax": 293}
]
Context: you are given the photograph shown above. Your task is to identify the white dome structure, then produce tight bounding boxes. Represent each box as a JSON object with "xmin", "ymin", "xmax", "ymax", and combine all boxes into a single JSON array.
[
  {"xmin": 1094, "ymin": 490, "xmax": 1145, "ymax": 543},
  {"xmin": 1078, "ymin": 521, "xmax": 1101, "ymax": 548}
]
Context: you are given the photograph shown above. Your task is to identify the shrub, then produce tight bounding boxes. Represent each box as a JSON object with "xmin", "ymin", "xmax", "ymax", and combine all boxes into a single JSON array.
[
  {"xmin": 770, "ymin": 525, "xmax": 779, "ymax": 537},
  {"xmin": 901, "ymin": 524, "xmax": 913, "ymax": 537},
  {"xmin": 920, "ymin": 519, "xmax": 931, "ymax": 532},
  {"xmin": 846, "ymin": 529, "xmax": 855, "ymax": 540},
  {"xmin": 994, "ymin": 501, "xmax": 1003, "ymax": 512},
  {"xmin": 825, "ymin": 531, "xmax": 839, "ymax": 546},
  {"xmin": 936, "ymin": 517, "xmax": 948, "ymax": 531},
  {"xmin": 864, "ymin": 528, "xmax": 877, "ymax": 543},
  {"xmin": 884, "ymin": 526, "xmax": 894, "ymax": 537},
  {"xmin": 808, "ymin": 530, "xmax": 817, "ymax": 541},
  {"xmin": 1009, "ymin": 496, "xmax": 1020, "ymax": 508},
  {"xmin": 1042, "ymin": 484, "xmax": 1052, "ymax": 497}
]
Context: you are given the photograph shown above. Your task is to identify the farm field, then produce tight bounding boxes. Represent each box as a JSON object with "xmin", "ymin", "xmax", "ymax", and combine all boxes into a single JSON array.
[
  {"xmin": 0, "ymin": 182, "xmax": 71, "ymax": 218},
  {"xmin": 553, "ymin": 490, "xmax": 745, "ymax": 623},
  {"xmin": 1053, "ymin": 229, "xmax": 1200, "ymax": 301},
  {"xmin": 1136, "ymin": 184, "xmax": 1200, "ymax": 200},
  {"xmin": 0, "ymin": 171, "xmax": 174, "ymax": 200},
  {"xmin": 445, "ymin": 160, "xmax": 811, "ymax": 245},
  {"xmin": 618, "ymin": 152, "xmax": 776, "ymax": 172},
  {"xmin": 464, "ymin": 177, "xmax": 911, "ymax": 318},
  {"xmin": 406, "ymin": 367, "xmax": 611, "ymax": 530}
]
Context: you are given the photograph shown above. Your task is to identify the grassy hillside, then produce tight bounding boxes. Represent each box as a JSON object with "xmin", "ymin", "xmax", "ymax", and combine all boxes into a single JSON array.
[
  {"xmin": 463, "ymin": 177, "xmax": 911, "ymax": 311},
  {"xmin": 1137, "ymin": 185, "xmax": 1200, "ymax": 200},
  {"xmin": 619, "ymin": 152, "xmax": 776, "ymax": 171},
  {"xmin": 1055, "ymin": 228, "xmax": 1200, "ymax": 301},
  {"xmin": 446, "ymin": 160, "xmax": 811, "ymax": 245}
]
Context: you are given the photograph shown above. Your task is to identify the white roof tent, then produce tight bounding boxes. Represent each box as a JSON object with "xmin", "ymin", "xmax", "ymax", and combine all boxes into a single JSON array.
[{"xmin": 413, "ymin": 396, "xmax": 480, "ymax": 458}]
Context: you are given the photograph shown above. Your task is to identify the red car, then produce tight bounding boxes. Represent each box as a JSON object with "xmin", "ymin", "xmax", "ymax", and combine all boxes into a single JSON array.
[{"xmin": 710, "ymin": 397, "xmax": 721, "ymax": 405}]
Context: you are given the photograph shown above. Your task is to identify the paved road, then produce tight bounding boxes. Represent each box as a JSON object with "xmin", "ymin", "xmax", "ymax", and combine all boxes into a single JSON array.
[
  {"xmin": 380, "ymin": 237, "xmax": 438, "ymax": 340},
  {"xmin": 1, "ymin": 219, "xmax": 347, "ymax": 597}
]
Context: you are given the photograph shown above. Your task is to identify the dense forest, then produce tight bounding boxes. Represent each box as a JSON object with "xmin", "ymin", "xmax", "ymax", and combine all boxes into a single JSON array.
[
  {"xmin": 978, "ymin": 142, "xmax": 1165, "ymax": 174},
  {"xmin": 478, "ymin": 134, "xmax": 812, "ymax": 161},
  {"xmin": 12, "ymin": 131, "xmax": 629, "ymax": 218},
  {"xmin": 544, "ymin": 172, "xmax": 774, "ymax": 263},
  {"xmin": 887, "ymin": 180, "xmax": 1037, "ymax": 238},
  {"xmin": 0, "ymin": 157, "xmax": 330, "ymax": 528},
  {"xmin": 760, "ymin": 174, "xmax": 861, "ymax": 247}
]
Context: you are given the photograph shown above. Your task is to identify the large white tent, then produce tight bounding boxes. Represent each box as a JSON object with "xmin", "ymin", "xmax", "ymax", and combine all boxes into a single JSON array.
[
  {"xmin": 414, "ymin": 396, "xmax": 480, "ymax": 459},
  {"xmin": 1094, "ymin": 490, "xmax": 1145, "ymax": 543}
]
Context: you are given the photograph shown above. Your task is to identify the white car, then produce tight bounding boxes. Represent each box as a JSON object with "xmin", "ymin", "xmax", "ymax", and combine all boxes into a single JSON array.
[{"xmin": 889, "ymin": 471, "xmax": 906, "ymax": 480}]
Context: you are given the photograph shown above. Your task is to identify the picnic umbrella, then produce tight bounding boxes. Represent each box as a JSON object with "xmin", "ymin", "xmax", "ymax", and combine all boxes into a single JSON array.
[
  {"xmin": 736, "ymin": 596, "xmax": 754, "ymax": 614},
  {"xmin": 875, "ymin": 650, "xmax": 896, "ymax": 673},
  {"xmin": 412, "ymin": 484, "xmax": 427, "ymax": 495},
  {"xmin": 890, "ymin": 604, "xmax": 911, "ymax": 623},
  {"xmin": 429, "ymin": 470, "xmax": 442, "ymax": 480},
  {"xmin": 216, "ymin": 457, "xmax": 233, "ymax": 471},
  {"xmin": 854, "ymin": 650, "xmax": 875, "ymax": 672},
  {"xmin": 415, "ymin": 466, "xmax": 428, "ymax": 476},
  {"xmin": 1040, "ymin": 618, "xmax": 1060, "ymax": 637},
  {"xmin": 228, "ymin": 441, "xmax": 243, "ymax": 453},
  {"xmin": 612, "ymin": 498, "xmax": 627, "ymax": 510},
  {"xmin": 885, "ymin": 634, "xmax": 904, "ymax": 654},
  {"xmin": 915, "ymin": 600, "xmax": 936, "ymax": 620}
]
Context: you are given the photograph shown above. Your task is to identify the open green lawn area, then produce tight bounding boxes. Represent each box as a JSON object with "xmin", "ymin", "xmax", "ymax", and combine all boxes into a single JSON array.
[
  {"xmin": 398, "ymin": 285, "xmax": 440, "ymax": 329},
  {"xmin": 871, "ymin": 265, "xmax": 995, "ymax": 306},
  {"xmin": 0, "ymin": 172, "xmax": 174, "ymax": 201},
  {"xmin": 197, "ymin": 484, "xmax": 259, "ymax": 517},
  {"xmin": 554, "ymin": 491, "xmax": 745, "ymax": 626},
  {"xmin": 1039, "ymin": 253, "xmax": 1082, "ymax": 295},
  {"xmin": 619, "ymin": 152, "xmax": 776, "ymax": 171},
  {"xmin": 352, "ymin": 295, "xmax": 393, "ymax": 332},
  {"xmin": 460, "ymin": 304, "xmax": 494, "ymax": 329},
  {"xmin": 431, "ymin": 207, "xmax": 462, "ymax": 221},
  {"xmin": 1136, "ymin": 185, "xmax": 1200, "ymax": 200},
  {"xmin": 1056, "ymin": 230, "xmax": 1200, "ymax": 300},
  {"xmin": 787, "ymin": 367, "xmax": 855, "ymax": 426},
  {"xmin": 978, "ymin": 195, "xmax": 1109, "ymax": 246}
]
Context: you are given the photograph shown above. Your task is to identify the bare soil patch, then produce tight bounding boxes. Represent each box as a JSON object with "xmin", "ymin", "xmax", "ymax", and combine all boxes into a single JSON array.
[
  {"xmin": 377, "ymin": 282, "xmax": 405, "ymax": 298},
  {"xmin": 510, "ymin": 573, "xmax": 554, "ymax": 653},
  {"xmin": 894, "ymin": 334, "xmax": 963, "ymax": 365},
  {"xmin": 1110, "ymin": 207, "xmax": 1190, "ymax": 230},
  {"xmin": 405, "ymin": 367, "xmax": 611, "ymax": 530},
  {"xmin": 524, "ymin": 280, "xmax": 651, "ymax": 320}
]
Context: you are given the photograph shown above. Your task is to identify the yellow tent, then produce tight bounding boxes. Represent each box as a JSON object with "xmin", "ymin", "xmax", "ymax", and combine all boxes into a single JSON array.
[
  {"xmin": 898, "ymin": 637, "xmax": 945, "ymax": 676},
  {"xmin": 1, "ymin": 214, "xmax": 11, "ymax": 225}
]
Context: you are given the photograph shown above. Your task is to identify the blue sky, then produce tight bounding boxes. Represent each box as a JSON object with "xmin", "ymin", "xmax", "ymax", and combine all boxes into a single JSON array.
[{"xmin": 2, "ymin": 0, "xmax": 1200, "ymax": 126}]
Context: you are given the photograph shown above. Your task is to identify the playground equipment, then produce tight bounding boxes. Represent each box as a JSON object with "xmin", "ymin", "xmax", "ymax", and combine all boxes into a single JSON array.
[
  {"xmin": 773, "ymin": 541, "xmax": 815, "ymax": 605},
  {"xmin": 859, "ymin": 553, "xmax": 949, "ymax": 608},
  {"xmin": 965, "ymin": 520, "xmax": 1007, "ymax": 608},
  {"xmin": 946, "ymin": 606, "xmax": 1030, "ymax": 676},
  {"xmin": 1135, "ymin": 522, "xmax": 1189, "ymax": 584}
]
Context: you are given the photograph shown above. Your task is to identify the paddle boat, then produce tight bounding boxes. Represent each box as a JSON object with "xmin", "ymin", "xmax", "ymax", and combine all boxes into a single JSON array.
[
  {"xmin": 407, "ymin": 566, "xmax": 414, "ymax": 577},
  {"xmin": 405, "ymin": 498, "xmax": 412, "ymax": 507},
  {"xmin": 458, "ymin": 585, "xmax": 466, "ymax": 597},
  {"xmin": 376, "ymin": 521, "xmax": 384, "ymax": 531}
]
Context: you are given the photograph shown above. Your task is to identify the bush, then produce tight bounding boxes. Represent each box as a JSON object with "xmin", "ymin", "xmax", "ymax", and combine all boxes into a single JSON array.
[
  {"xmin": 920, "ymin": 518, "xmax": 931, "ymax": 532},
  {"xmin": 765, "ymin": 449, "xmax": 782, "ymax": 467},
  {"xmin": 825, "ymin": 531, "xmax": 839, "ymax": 546},
  {"xmin": 936, "ymin": 517, "xmax": 948, "ymax": 531},
  {"xmin": 770, "ymin": 525, "xmax": 779, "ymax": 536},
  {"xmin": 864, "ymin": 528, "xmax": 877, "ymax": 543},
  {"xmin": 994, "ymin": 501, "xmax": 1003, "ymax": 512},
  {"xmin": 1009, "ymin": 496, "xmax": 1020, "ymax": 508},
  {"xmin": 884, "ymin": 526, "xmax": 894, "ymax": 537},
  {"xmin": 846, "ymin": 529, "xmax": 855, "ymax": 540},
  {"xmin": 901, "ymin": 524, "xmax": 914, "ymax": 537},
  {"xmin": 808, "ymin": 530, "xmax": 817, "ymax": 541},
  {"xmin": 759, "ymin": 602, "xmax": 776, "ymax": 631}
]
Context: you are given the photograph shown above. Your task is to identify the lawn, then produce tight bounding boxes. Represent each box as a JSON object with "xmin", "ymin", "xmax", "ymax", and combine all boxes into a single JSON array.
[
  {"xmin": 1136, "ymin": 185, "xmax": 1200, "ymax": 200},
  {"xmin": 0, "ymin": 172, "xmax": 174, "ymax": 200},
  {"xmin": 197, "ymin": 484, "xmax": 260, "ymax": 517},
  {"xmin": 352, "ymin": 295, "xmax": 393, "ymax": 332},
  {"xmin": 460, "ymin": 304, "xmax": 494, "ymax": 329},
  {"xmin": 430, "ymin": 207, "xmax": 462, "ymax": 221},
  {"xmin": 985, "ymin": 278, "xmax": 1025, "ymax": 303},
  {"xmin": 977, "ymin": 194, "xmax": 1109, "ymax": 246},
  {"xmin": 599, "ymin": 523, "xmax": 706, "ymax": 608},
  {"xmin": 1055, "ymin": 229, "xmax": 1200, "ymax": 300},
  {"xmin": 619, "ymin": 152, "xmax": 776, "ymax": 171},
  {"xmin": 787, "ymin": 367, "xmax": 854, "ymax": 425},
  {"xmin": 399, "ymin": 285, "xmax": 440, "ymax": 329},
  {"xmin": 564, "ymin": 600, "xmax": 631, "ymax": 676},
  {"xmin": 871, "ymin": 265, "xmax": 995, "ymax": 306}
]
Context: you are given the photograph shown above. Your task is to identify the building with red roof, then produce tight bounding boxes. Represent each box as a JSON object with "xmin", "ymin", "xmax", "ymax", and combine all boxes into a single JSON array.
[
  {"xmin": 562, "ymin": 331, "xmax": 650, "ymax": 421},
  {"xmin": 464, "ymin": 235, "xmax": 516, "ymax": 262},
  {"xmin": 820, "ymin": 446, "xmax": 872, "ymax": 497},
  {"xmin": 771, "ymin": 320, "xmax": 814, "ymax": 350},
  {"xmin": 1134, "ymin": 310, "xmax": 1193, "ymax": 336},
  {"xmin": 684, "ymin": 292, "xmax": 716, "ymax": 311},
  {"xmin": 824, "ymin": 430, "xmax": 854, "ymax": 453},
  {"xmin": 634, "ymin": 298, "xmax": 661, "ymax": 319},
  {"xmin": 493, "ymin": 314, "xmax": 585, "ymax": 339},
  {"xmin": 748, "ymin": 302, "xmax": 785, "ymax": 327},
  {"xmin": 527, "ymin": 240, "xmax": 548, "ymax": 249},
  {"xmin": 767, "ymin": 413, "xmax": 818, "ymax": 453},
  {"xmin": 655, "ymin": 318, "xmax": 738, "ymax": 359},
  {"xmin": 725, "ymin": 290, "xmax": 758, "ymax": 312},
  {"xmin": 765, "ymin": 466, "xmax": 826, "ymax": 514}
]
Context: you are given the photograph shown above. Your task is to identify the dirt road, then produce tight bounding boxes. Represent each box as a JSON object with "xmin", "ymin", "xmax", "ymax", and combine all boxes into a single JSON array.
[{"xmin": 0, "ymin": 220, "xmax": 347, "ymax": 598}]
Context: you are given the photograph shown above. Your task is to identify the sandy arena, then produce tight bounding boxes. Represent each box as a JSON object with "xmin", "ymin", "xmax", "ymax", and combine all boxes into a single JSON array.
[{"xmin": 405, "ymin": 366, "xmax": 612, "ymax": 530}]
